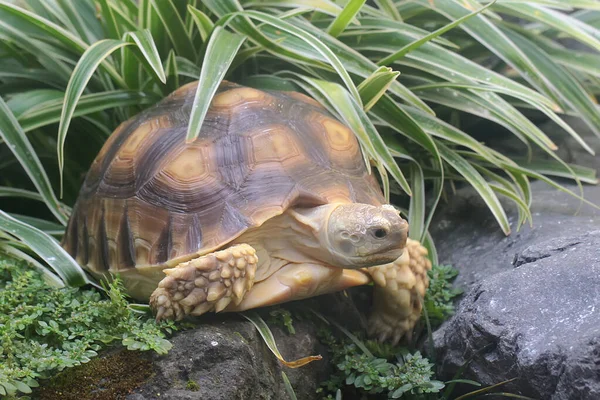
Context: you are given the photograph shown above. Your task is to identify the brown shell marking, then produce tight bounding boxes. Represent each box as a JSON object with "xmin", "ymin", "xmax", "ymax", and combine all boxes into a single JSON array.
[{"xmin": 62, "ymin": 81, "xmax": 385, "ymax": 274}]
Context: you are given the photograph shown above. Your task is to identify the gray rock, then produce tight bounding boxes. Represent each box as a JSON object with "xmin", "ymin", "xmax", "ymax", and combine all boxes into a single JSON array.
[
  {"xmin": 433, "ymin": 231, "xmax": 600, "ymax": 399},
  {"xmin": 129, "ymin": 316, "xmax": 329, "ymax": 400},
  {"xmin": 431, "ymin": 181, "xmax": 600, "ymax": 292},
  {"xmin": 429, "ymin": 114, "xmax": 600, "ymax": 398}
]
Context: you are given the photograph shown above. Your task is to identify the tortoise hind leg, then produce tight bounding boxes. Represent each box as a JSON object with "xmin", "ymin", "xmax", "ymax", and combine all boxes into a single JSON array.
[
  {"xmin": 367, "ymin": 238, "xmax": 432, "ymax": 344},
  {"xmin": 150, "ymin": 244, "xmax": 258, "ymax": 321}
]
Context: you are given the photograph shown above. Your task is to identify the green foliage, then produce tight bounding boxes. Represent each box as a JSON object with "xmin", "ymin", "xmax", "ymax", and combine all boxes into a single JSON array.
[
  {"xmin": 186, "ymin": 379, "xmax": 200, "ymax": 392},
  {"xmin": 424, "ymin": 264, "xmax": 463, "ymax": 326},
  {"xmin": 0, "ymin": 254, "xmax": 175, "ymax": 397},
  {"xmin": 317, "ymin": 328, "xmax": 443, "ymax": 399},
  {"xmin": 268, "ymin": 307, "xmax": 296, "ymax": 335}
]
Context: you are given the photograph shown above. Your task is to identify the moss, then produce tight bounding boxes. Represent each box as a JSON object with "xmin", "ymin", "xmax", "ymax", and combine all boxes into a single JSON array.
[
  {"xmin": 185, "ymin": 380, "xmax": 200, "ymax": 391},
  {"xmin": 233, "ymin": 331, "xmax": 248, "ymax": 344},
  {"xmin": 36, "ymin": 349, "xmax": 153, "ymax": 400}
]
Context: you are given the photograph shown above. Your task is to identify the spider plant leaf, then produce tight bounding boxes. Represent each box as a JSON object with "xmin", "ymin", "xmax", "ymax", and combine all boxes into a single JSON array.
[
  {"xmin": 357, "ymin": 66, "xmax": 400, "ymax": 112},
  {"xmin": 545, "ymin": 48, "xmax": 600, "ymax": 79},
  {"xmin": 417, "ymin": 0, "xmax": 568, "ymax": 111},
  {"xmin": 186, "ymin": 26, "xmax": 246, "ymax": 142},
  {"xmin": 327, "ymin": 0, "xmax": 366, "ymax": 37},
  {"xmin": 150, "ymin": 0, "xmax": 196, "ymax": 60},
  {"xmin": 437, "ymin": 143, "xmax": 511, "ymax": 235},
  {"xmin": 243, "ymin": 0, "xmax": 347, "ymax": 19},
  {"xmin": 354, "ymin": 17, "xmax": 459, "ymax": 49},
  {"xmin": 6, "ymin": 89, "xmax": 64, "ymax": 118},
  {"xmin": 408, "ymin": 80, "xmax": 594, "ymax": 155},
  {"xmin": 9, "ymin": 214, "xmax": 66, "ymax": 236},
  {"xmin": 0, "ymin": 96, "xmax": 68, "ymax": 225},
  {"xmin": 408, "ymin": 164, "xmax": 425, "ymax": 241},
  {"xmin": 0, "ymin": 243, "xmax": 64, "ymax": 288},
  {"xmin": 57, "ymin": 39, "xmax": 132, "ymax": 196},
  {"xmin": 281, "ymin": 371, "xmax": 298, "ymax": 400},
  {"xmin": 165, "ymin": 50, "xmax": 180, "ymax": 94},
  {"xmin": 175, "ymin": 56, "xmax": 202, "ymax": 78},
  {"xmin": 373, "ymin": 97, "xmax": 444, "ymax": 238},
  {"xmin": 108, "ymin": 1, "xmax": 138, "ymax": 33},
  {"xmin": 501, "ymin": 27, "xmax": 600, "ymax": 139},
  {"xmin": 285, "ymin": 18, "xmax": 432, "ymax": 113},
  {"xmin": 97, "ymin": 0, "xmax": 123, "ymax": 40},
  {"xmin": 242, "ymin": 312, "xmax": 323, "ymax": 368},
  {"xmin": 344, "ymin": 30, "xmax": 559, "ymax": 111},
  {"xmin": 508, "ymin": 159, "xmax": 598, "ymax": 184},
  {"xmin": 0, "ymin": 19, "xmax": 73, "ymax": 84},
  {"xmin": 377, "ymin": 0, "xmax": 496, "ymax": 66},
  {"xmin": 374, "ymin": 0, "xmax": 401, "ymax": 21},
  {"xmin": 229, "ymin": 9, "xmax": 362, "ymax": 104},
  {"xmin": 0, "ymin": 63, "xmax": 60, "ymax": 88},
  {"xmin": 204, "ymin": 0, "xmax": 324, "ymax": 70},
  {"xmin": 20, "ymin": 91, "xmax": 158, "ymax": 133},
  {"xmin": 56, "ymin": 0, "xmax": 100, "ymax": 44},
  {"xmin": 187, "ymin": 5, "xmax": 215, "ymax": 42},
  {"xmin": 0, "ymin": 187, "xmax": 45, "ymax": 203},
  {"xmin": 0, "ymin": 0, "xmax": 87, "ymax": 53},
  {"xmin": 124, "ymin": 29, "xmax": 167, "ymax": 84},
  {"xmin": 498, "ymin": 3, "xmax": 600, "ymax": 52},
  {"xmin": 0, "ymin": 210, "xmax": 88, "ymax": 287},
  {"xmin": 208, "ymin": 1, "xmax": 428, "ymax": 111}
]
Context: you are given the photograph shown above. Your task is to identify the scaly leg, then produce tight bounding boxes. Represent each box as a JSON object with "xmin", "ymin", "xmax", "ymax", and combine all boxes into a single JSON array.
[
  {"xmin": 150, "ymin": 244, "xmax": 258, "ymax": 321},
  {"xmin": 367, "ymin": 238, "xmax": 432, "ymax": 344}
]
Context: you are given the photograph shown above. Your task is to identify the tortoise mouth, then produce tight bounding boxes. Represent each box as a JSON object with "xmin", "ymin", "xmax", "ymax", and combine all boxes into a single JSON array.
[{"xmin": 341, "ymin": 246, "xmax": 405, "ymax": 269}]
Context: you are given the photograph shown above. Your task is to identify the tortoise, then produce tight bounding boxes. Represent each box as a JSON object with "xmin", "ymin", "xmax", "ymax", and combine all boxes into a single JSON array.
[{"xmin": 61, "ymin": 80, "xmax": 432, "ymax": 344}]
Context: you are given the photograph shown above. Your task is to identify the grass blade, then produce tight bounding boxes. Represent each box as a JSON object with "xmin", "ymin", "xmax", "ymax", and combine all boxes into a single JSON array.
[{"xmin": 186, "ymin": 26, "xmax": 246, "ymax": 142}]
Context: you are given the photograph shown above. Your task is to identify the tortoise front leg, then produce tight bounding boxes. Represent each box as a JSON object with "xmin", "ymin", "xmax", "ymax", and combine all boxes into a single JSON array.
[
  {"xmin": 150, "ymin": 244, "xmax": 258, "ymax": 321},
  {"xmin": 367, "ymin": 238, "xmax": 432, "ymax": 344}
]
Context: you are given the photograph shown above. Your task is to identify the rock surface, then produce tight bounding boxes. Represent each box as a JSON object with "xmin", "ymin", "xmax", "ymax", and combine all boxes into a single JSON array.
[
  {"xmin": 430, "ymin": 116, "xmax": 600, "ymax": 399},
  {"xmin": 128, "ymin": 316, "xmax": 330, "ymax": 400}
]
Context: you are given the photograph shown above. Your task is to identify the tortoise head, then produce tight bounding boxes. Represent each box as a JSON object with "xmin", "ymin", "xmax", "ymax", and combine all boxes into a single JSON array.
[{"xmin": 324, "ymin": 204, "xmax": 408, "ymax": 268}]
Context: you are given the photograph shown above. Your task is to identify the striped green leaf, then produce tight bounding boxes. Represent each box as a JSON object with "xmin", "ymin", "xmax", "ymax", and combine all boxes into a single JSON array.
[{"xmin": 186, "ymin": 26, "xmax": 246, "ymax": 142}]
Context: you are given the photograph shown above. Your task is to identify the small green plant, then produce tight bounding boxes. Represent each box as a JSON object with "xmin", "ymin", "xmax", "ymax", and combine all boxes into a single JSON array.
[
  {"xmin": 317, "ymin": 328, "xmax": 444, "ymax": 399},
  {"xmin": 424, "ymin": 264, "xmax": 463, "ymax": 327},
  {"xmin": 268, "ymin": 307, "xmax": 296, "ymax": 335},
  {"xmin": 0, "ymin": 254, "xmax": 176, "ymax": 397},
  {"xmin": 186, "ymin": 379, "xmax": 200, "ymax": 391}
]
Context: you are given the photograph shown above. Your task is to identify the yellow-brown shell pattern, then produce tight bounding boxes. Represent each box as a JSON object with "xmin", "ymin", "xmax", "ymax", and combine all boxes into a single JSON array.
[{"xmin": 61, "ymin": 81, "xmax": 385, "ymax": 274}]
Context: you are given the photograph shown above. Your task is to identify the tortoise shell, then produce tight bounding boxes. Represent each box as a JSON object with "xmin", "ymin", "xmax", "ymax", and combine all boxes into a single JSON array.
[{"xmin": 62, "ymin": 81, "xmax": 385, "ymax": 276}]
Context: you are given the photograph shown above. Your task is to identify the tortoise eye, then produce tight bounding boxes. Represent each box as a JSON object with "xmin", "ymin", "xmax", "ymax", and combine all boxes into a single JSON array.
[{"xmin": 372, "ymin": 228, "xmax": 388, "ymax": 239}]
